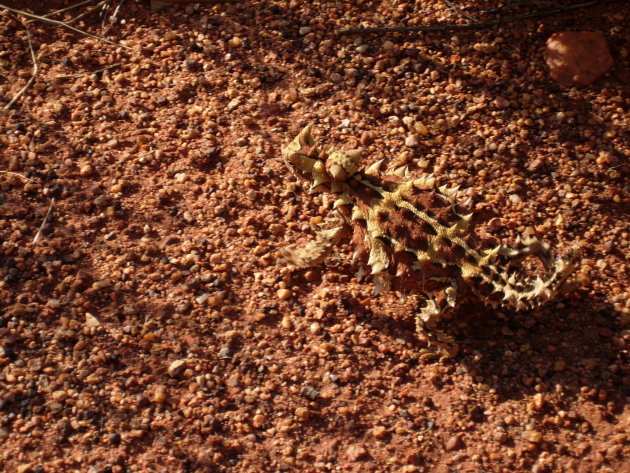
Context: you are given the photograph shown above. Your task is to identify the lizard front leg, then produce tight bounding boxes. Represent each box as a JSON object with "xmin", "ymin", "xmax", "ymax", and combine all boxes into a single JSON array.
[
  {"xmin": 415, "ymin": 280, "xmax": 459, "ymax": 358},
  {"xmin": 280, "ymin": 226, "xmax": 345, "ymax": 268}
]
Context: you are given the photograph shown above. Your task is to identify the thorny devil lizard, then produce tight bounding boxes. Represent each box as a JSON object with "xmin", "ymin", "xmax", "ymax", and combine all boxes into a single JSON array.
[{"xmin": 281, "ymin": 124, "xmax": 580, "ymax": 356}]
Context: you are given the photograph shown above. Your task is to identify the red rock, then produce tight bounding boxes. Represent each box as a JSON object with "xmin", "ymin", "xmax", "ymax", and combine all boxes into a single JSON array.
[{"xmin": 545, "ymin": 31, "xmax": 613, "ymax": 86}]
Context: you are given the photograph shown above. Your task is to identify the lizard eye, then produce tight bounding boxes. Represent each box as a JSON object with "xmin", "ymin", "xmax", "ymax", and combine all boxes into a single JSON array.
[{"xmin": 326, "ymin": 149, "xmax": 362, "ymax": 182}]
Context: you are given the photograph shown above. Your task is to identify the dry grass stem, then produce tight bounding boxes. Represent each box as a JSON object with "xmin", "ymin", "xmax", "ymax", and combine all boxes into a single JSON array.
[
  {"xmin": 109, "ymin": 0, "xmax": 125, "ymax": 24},
  {"xmin": 155, "ymin": 0, "xmax": 244, "ymax": 4},
  {"xmin": 2, "ymin": 21, "xmax": 38, "ymax": 112},
  {"xmin": 0, "ymin": 3, "xmax": 130, "ymax": 49},
  {"xmin": 37, "ymin": 0, "xmax": 94, "ymax": 19},
  {"xmin": 33, "ymin": 198, "xmax": 55, "ymax": 244},
  {"xmin": 66, "ymin": 0, "xmax": 107, "ymax": 25},
  {"xmin": 443, "ymin": 0, "xmax": 478, "ymax": 22}
]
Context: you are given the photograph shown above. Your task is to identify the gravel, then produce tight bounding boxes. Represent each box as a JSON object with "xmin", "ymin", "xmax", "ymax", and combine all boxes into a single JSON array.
[{"xmin": 0, "ymin": 1, "xmax": 628, "ymax": 472}]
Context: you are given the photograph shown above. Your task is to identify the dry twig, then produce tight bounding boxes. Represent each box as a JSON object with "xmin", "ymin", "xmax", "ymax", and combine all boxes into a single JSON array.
[
  {"xmin": 53, "ymin": 62, "xmax": 121, "ymax": 80},
  {"xmin": 159, "ymin": 0, "xmax": 243, "ymax": 3},
  {"xmin": 442, "ymin": 0, "xmax": 478, "ymax": 22},
  {"xmin": 339, "ymin": 0, "xmax": 616, "ymax": 35},
  {"xmin": 482, "ymin": 0, "xmax": 560, "ymax": 15},
  {"xmin": 0, "ymin": 3, "xmax": 130, "ymax": 49},
  {"xmin": 66, "ymin": 0, "xmax": 107, "ymax": 25},
  {"xmin": 33, "ymin": 198, "xmax": 55, "ymax": 244},
  {"xmin": 109, "ymin": 0, "xmax": 125, "ymax": 25},
  {"xmin": 37, "ymin": 0, "xmax": 94, "ymax": 19},
  {"xmin": 2, "ymin": 21, "xmax": 38, "ymax": 112}
]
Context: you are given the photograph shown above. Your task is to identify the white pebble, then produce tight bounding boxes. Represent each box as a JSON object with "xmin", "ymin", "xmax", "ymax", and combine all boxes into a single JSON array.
[{"xmin": 405, "ymin": 134, "xmax": 420, "ymax": 147}]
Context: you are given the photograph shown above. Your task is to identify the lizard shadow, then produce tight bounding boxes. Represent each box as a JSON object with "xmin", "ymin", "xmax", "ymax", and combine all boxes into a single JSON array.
[
  {"xmin": 347, "ymin": 284, "xmax": 627, "ymax": 412},
  {"xmin": 456, "ymin": 296, "xmax": 626, "ymax": 406}
]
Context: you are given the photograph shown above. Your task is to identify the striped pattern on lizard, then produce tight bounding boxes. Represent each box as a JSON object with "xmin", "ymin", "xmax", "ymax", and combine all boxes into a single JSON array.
[{"xmin": 281, "ymin": 124, "xmax": 579, "ymax": 355}]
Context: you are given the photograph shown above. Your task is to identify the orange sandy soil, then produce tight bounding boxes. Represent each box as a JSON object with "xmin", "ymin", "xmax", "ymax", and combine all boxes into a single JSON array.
[{"xmin": 0, "ymin": 1, "xmax": 628, "ymax": 472}]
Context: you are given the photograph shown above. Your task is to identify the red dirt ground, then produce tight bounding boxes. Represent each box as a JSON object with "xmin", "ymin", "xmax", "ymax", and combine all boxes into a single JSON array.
[{"xmin": 0, "ymin": 1, "xmax": 628, "ymax": 472}]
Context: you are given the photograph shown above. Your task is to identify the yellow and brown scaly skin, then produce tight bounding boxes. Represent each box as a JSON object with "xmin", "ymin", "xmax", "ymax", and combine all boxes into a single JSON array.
[{"xmin": 281, "ymin": 124, "xmax": 580, "ymax": 354}]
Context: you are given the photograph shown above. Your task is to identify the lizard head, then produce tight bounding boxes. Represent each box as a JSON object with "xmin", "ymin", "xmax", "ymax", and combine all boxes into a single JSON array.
[{"xmin": 282, "ymin": 124, "xmax": 363, "ymax": 192}]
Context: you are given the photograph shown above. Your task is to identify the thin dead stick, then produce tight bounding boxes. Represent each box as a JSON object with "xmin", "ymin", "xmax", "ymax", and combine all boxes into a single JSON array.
[
  {"xmin": 33, "ymin": 198, "xmax": 55, "ymax": 244},
  {"xmin": 53, "ymin": 62, "xmax": 120, "ymax": 79},
  {"xmin": 158, "ymin": 0, "xmax": 243, "ymax": 3},
  {"xmin": 101, "ymin": 0, "xmax": 114, "ymax": 32},
  {"xmin": 36, "ymin": 0, "xmax": 94, "ymax": 19},
  {"xmin": 482, "ymin": 0, "xmax": 560, "ymax": 15},
  {"xmin": 109, "ymin": 0, "xmax": 124, "ymax": 25},
  {"xmin": 0, "ymin": 3, "xmax": 130, "ymax": 49},
  {"xmin": 2, "ymin": 22, "xmax": 38, "ymax": 112},
  {"xmin": 109, "ymin": 0, "xmax": 125, "ymax": 25},
  {"xmin": 443, "ymin": 0, "xmax": 478, "ymax": 22},
  {"xmin": 339, "ymin": 0, "xmax": 616, "ymax": 35},
  {"xmin": 110, "ymin": 0, "xmax": 124, "ymax": 25},
  {"xmin": 66, "ymin": 0, "xmax": 107, "ymax": 25}
]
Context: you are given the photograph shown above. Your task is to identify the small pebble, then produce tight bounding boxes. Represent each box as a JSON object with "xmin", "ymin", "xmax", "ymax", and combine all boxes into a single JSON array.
[
  {"xmin": 85, "ymin": 373, "xmax": 102, "ymax": 384},
  {"xmin": 294, "ymin": 407, "xmax": 309, "ymax": 421},
  {"xmin": 85, "ymin": 312, "xmax": 101, "ymax": 327},
  {"xmin": 79, "ymin": 164, "xmax": 93, "ymax": 176},
  {"xmin": 51, "ymin": 390, "xmax": 68, "ymax": 402},
  {"xmin": 252, "ymin": 414, "xmax": 266, "ymax": 428},
  {"xmin": 330, "ymin": 72, "xmax": 342, "ymax": 83},
  {"xmin": 46, "ymin": 299, "xmax": 61, "ymax": 310},
  {"xmin": 346, "ymin": 445, "xmax": 368, "ymax": 461},
  {"xmin": 228, "ymin": 36, "xmax": 242, "ymax": 47},
  {"xmin": 445, "ymin": 435, "xmax": 464, "ymax": 451},
  {"xmin": 372, "ymin": 425, "xmax": 387, "ymax": 439},
  {"xmin": 531, "ymin": 393, "xmax": 545, "ymax": 410},
  {"xmin": 93, "ymin": 195, "xmax": 108, "ymax": 207},
  {"xmin": 175, "ymin": 173, "xmax": 187, "ymax": 184},
  {"xmin": 522, "ymin": 430, "xmax": 543, "ymax": 443},
  {"xmin": 91, "ymin": 279, "xmax": 112, "ymax": 291},
  {"xmin": 277, "ymin": 288, "xmax": 292, "ymax": 300},
  {"xmin": 153, "ymin": 385, "xmax": 168, "ymax": 404},
  {"xmin": 494, "ymin": 97, "xmax": 509, "ymax": 108},
  {"xmin": 405, "ymin": 134, "xmax": 420, "ymax": 147},
  {"xmin": 168, "ymin": 359, "xmax": 187, "ymax": 377}
]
